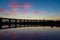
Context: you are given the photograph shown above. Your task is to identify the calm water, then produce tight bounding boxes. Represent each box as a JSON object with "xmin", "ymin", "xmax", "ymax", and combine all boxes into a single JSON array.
[{"xmin": 0, "ymin": 27, "xmax": 60, "ymax": 40}]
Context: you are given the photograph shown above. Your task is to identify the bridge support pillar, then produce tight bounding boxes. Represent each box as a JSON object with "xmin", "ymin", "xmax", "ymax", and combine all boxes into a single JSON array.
[{"xmin": 0, "ymin": 18, "xmax": 2, "ymax": 29}]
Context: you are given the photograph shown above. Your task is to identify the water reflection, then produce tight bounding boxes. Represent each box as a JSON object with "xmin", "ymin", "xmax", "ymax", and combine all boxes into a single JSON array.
[
  {"xmin": 1, "ymin": 25, "xmax": 9, "ymax": 28},
  {"xmin": 0, "ymin": 27, "xmax": 60, "ymax": 40}
]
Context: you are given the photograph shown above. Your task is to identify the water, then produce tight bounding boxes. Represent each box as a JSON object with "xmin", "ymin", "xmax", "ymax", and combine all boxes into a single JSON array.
[{"xmin": 0, "ymin": 27, "xmax": 60, "ymax": 40}]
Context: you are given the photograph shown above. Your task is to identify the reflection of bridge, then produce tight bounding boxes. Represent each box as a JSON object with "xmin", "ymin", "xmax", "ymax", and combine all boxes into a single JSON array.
[{"xmin": 0, "ymin": 18, "xmax": 60, "ymax": 29}]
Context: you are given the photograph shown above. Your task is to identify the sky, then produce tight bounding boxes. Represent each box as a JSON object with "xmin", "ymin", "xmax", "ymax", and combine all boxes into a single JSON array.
[{"xmin": 0, "ymin": 0, "xmax": 60, "ymax": 20}]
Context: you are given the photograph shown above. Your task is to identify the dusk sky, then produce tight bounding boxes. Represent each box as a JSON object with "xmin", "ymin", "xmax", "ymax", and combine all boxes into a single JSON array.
[{"xmin": 0, "ymin": 0, "xmax": 60, "ymax": 20}]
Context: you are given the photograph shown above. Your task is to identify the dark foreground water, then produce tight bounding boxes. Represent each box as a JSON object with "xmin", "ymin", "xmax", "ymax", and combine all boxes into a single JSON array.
[{"xmin": 0, "ymin": 27, "xmax": 60, "ymax": 40}]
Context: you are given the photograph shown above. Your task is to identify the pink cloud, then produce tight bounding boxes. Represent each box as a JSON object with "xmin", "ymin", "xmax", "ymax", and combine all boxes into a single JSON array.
[
  {"xmin": 12, "ymin": 12, "xmax": 16, "ymax": 14},
  {"xmin": 10, "ymin": 4, "xmax": 21, "ymax": 7},
  {"xmin": 32, "ymin": 11, "xmax": 39, "ymax": 14},
  {"xmin": 0, "ymin": 9, "xmax": 8, "ymax": 13},
  {"xmin": 22, "ymin": 12, "xmax": 27, "ymax": 15},
  {"xmin": 11, "ymin": 7, "xmax": 18, "ymax": 10},
  {"xmin": 22, "ymin": 4, "xmax": 32, "ymax": 9},
  {"xmin": 10, "ymin": 3, "xmax": 32, "ymax": 10}
]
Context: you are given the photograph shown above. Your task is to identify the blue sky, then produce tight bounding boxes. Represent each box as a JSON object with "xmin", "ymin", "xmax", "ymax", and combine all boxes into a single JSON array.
[{"xmin": 0, "ymin": 0, "xmax": 60, "ymax": 19}]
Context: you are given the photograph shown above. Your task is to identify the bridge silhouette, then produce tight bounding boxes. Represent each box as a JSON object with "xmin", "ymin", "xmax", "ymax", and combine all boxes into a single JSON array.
[{"xmin": 0, "ymin": 18, "xmax": 60, "ymax": 29}]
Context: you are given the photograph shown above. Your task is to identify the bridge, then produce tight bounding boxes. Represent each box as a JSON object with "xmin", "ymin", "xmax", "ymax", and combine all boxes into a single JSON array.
[{"xmin": 0, "ymin": 18, "xmax": 60, "ymax": 29}]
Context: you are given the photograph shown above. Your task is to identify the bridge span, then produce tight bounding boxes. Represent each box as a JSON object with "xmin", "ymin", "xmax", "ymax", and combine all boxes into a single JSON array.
[{"xmin": 0, "ymin": 18, "xmax": 60, "ymax": 29}]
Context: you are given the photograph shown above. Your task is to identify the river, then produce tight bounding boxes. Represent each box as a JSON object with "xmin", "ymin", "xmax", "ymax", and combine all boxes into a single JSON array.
[{"xmin": 0, "ymin": 27, "xmax": 60, "ymax": 40}]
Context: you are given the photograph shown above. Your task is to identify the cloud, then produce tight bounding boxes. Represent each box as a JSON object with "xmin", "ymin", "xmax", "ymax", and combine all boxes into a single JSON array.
[
  {"xmin": 10, "ymin": 4, "xmax": 21, "ymax": 7},
  {"xmin": 21, "ymin": 12, "xmax": 27, "ymax": 15},
  {"xmin": 4, "ymin": 14, "xmax": 11, "ymax": 16},
  {"xmin": 11, "ymin": 7, "xmax": 18, "ymax": 10},
  {"xmin": 12, "ymin": 12, "xmax": 16, "ymax": 14},
  {"xmin": 32, "ymin": 11, "xmax": 40, "ymax": 14},
  {"xmin": 0, "ymin": 9, "xmax": 8, "ymax": 13},
  {"xmin": 10, "ymin": 3, "xmax": 32, "ymax": 9},
  {"xmin": 22, "ymin": 4, "xmax": 32, "ymax": 9}
]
